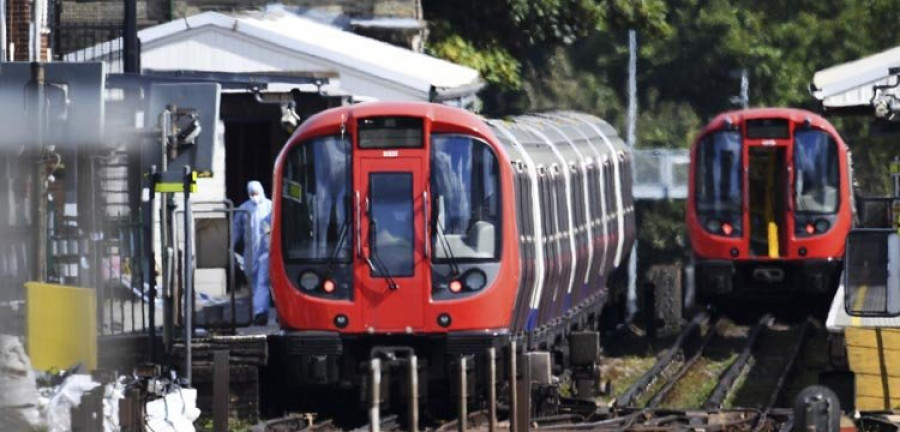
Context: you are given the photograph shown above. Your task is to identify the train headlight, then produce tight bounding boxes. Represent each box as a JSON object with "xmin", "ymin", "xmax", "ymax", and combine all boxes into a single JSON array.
[
  {"xmin": 322, "ymin": 278, "xmax": 336, "ymax": 294},
  {"xmin": 462, "ymin": 269, "xmax": 487, "ymax": 291},
  {"xmin": 815, "ymin": 219, "xmax": 830, "ymax": 233},
  {"xmin": 721, "ymin": 222, "xmax": 734, "ymax": 236},
  {"xmin": 449, "ymin": 280, "xmax": 463, "ymax": 293},
  {"xmin": 298, "ymin": 271, "xmax": 321, "ymax": 292},
  {"xmin": 705, "ymin": 219, "xmax": 722, "ymax": 234}
]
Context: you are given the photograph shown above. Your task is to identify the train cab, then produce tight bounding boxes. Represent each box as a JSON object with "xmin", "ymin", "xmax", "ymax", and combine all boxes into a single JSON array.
[{"xmin": 688, "ymin": 108, "xmax": 853, "ymax": 298}]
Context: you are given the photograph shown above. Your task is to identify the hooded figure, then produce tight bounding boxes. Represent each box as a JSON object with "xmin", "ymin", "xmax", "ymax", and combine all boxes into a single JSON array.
[{"xmin": 233, "ymin": 180, "xmax": 273, "ymax": 324}]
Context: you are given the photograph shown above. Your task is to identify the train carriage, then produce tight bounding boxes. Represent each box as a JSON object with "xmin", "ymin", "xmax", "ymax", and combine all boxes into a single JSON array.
[
  {"xmin": 269, "ymin": 102, "xmax": 634, "ymax": 401},
  {"xmin": 688, "ymin": 108, "xmax": 853, "ymax": 299}
]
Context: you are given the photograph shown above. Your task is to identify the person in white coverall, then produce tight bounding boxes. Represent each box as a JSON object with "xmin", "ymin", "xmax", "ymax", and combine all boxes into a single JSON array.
[{"xmin": 233, "ymin": 180, "xmax": 273, "ymax": 325}]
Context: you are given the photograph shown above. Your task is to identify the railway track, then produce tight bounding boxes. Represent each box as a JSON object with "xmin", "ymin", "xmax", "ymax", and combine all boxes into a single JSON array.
[
  {"xmin": 253, "ymin": 312, "xmax": 814, "ymax": 431},
  {"xmin": 615, "ymin": 312, "xmax": 812, "ymax": 417}
]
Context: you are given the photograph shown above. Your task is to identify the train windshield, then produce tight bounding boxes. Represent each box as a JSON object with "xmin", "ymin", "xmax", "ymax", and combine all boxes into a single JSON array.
[
  {"xmin": 794, "ymin": 129, "xmax": 839, "ymax": 214},
  {"xmin": 695, "ymin": 131, "xmax": 742, "ymax": 214},
  {"xmin": 281, "ymin": 135, "xmax": 352, "ymax": 261},
  {"xmin": 430, "ymin": 135, "xmax": 500, "ymax": 260}
]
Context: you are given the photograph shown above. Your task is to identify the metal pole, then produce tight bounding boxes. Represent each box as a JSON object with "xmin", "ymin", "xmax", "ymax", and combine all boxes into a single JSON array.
[
  {"xmin": 626, "ymin": 29, "xmax": 639, "ymax": 319},
  {"xmin": 457, "ymin": 356, "xmax": 467, "ymax": 432},
  {"xmin": 227, "ymin": 202, "xmax": 236, "ymax": 333},
  {"xmin": 408, "ymin": 355, "xmax": 418, "ymax": 432},
  {"xmin": 488, "ymin": 347, "xmax": 497, "ymax": 432},
  {"xmin": 626, "ymin": 29, "xmax": 637, "ymax": 149},
  {"xmin": 146, "ymin": 165, "xmax": 157, "ymax": 361},
  {"xmin": 123, "ymin": 0, "xmax": 139, "ymax": 73},
  {"xmin": 31, "ymin": 62, "xmax": 47, "ymax": 282},
  {"xmin": 183, "ymin": 166, "xmax": 193, "ymax": 385},
  {"xmin": 508, "ymin": 341, "xmax": 517, "ymax": 432},
  {"xmin": 740, "ymin": 69, "xmax": 749, "ymax": 109},
  {"xmin": 160, "ymin": 110, "xmax": 173, "ymax": 352},
  {"xmin": 369, "ymin": 358, "xmax": 381, "ymax": 432},
  {"xmin": 1, "ymin": 0, "xmax": 7, "ymax": 61}
]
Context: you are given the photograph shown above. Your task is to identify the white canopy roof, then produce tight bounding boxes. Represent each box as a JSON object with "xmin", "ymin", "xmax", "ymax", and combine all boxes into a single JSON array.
[
  {"xmin": 70, "ymin": 10, "xmax": 482, "ymax": 102},
  {"xmin": 811, "ymin": 46, "xmax": 900, "ymax": 110}
]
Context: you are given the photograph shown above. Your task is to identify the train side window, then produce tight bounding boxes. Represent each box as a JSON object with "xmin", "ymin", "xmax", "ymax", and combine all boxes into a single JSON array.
[
  {"xmin": 604, "ymin": 160, "xmax": 615, "ymax": 219},
  {"xmin": 587, "ymin": 166, "xmax": 600, "ymax": 224},
  {"xmin": 512, "ymin": 166, "xmax": 526, "ymax": 238}
]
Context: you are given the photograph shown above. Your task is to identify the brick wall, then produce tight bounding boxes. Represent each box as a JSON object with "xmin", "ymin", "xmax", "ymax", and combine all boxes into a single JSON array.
[
  {"xmin": 51, "ymin": 0, "xmax": 422, "ymax": 53},
  {"xmin": 58, "ymin": 0, "xmax": 420, "ymax": 25},
  {"xmin": 6, "ymin": 0, "xmax": 49, "ymax": 61}
]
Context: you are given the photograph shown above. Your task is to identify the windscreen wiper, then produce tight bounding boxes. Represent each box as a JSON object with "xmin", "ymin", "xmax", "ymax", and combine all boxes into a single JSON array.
[
  {"xmin": 433, "ymin": 204, "xmax": 462, "ymax": 277},
  {"xmin": 368, "ymin": 219, "xmax": 399, "ymax": 290},
  {"xmin": 325, "ymin": 218, "xmax": 350, "ymax": 275}
]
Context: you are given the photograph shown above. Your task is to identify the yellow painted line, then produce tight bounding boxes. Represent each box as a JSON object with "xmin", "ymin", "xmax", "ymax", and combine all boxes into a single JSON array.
[{"xmin": 852, "ymin": 284, "xmax": 867, "ymax": 326}]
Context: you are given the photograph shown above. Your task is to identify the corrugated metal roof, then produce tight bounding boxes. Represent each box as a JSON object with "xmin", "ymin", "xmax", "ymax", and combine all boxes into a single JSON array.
[
  {"xmin": 69, "ymin": 10, "xmax": 482, "ymax": 101},
  {"xmin": 812, "ymin": 46, "xmax": 900, "ymax": 109}
]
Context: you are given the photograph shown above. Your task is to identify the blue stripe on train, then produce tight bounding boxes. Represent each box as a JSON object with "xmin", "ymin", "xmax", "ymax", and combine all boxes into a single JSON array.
[{"xmin": 525, "ymin": 309, "xmax": 538, "ymax": 331}]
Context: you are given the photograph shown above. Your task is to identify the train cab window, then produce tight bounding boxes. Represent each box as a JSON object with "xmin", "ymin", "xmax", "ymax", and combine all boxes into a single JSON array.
[
  {"xmin": 696, "ymin": 131, "xmax": 742, "ymax": 215},
  {"xmin": 794, "ymin": 129, "xmax": 839, "ymax": 214},
  {"xmin": 281, "ymin": 135, "xmax": 351, "ymax": 261},
  {"xmin": 369, "ymin": 173, "xmax": 415, "ymax": 277},
  {"xmin": 430, "ymin": 135, "xmax": 501, "ymax": 260}
]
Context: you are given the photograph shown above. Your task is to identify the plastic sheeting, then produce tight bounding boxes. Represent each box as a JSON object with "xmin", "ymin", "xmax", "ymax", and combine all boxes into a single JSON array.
[
  {"xmin": 0, "ymin": 335, "xmax": 43, "ymax": 431},
  {"xmin": 145, "ymin": 388, "xmax": 202, "ymax": 432},
  {"xmin": 43, "ymin": 374, "xmax": 101, "ymax": 432}
]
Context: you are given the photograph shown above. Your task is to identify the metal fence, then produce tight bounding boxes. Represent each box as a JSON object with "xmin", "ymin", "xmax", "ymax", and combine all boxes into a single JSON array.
[
  {"xmin": 632, "ymin": 149, "xmax": 690, "ymax": 200},
  {"xmin": 51, "ymin": 23, "xmax": 124, "ymax": 72}
]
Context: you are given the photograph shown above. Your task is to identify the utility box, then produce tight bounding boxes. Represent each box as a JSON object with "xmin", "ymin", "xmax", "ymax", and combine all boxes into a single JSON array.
[{"xmin": 25, "ymin": 282, "xmax": 97, "ymax": 371}]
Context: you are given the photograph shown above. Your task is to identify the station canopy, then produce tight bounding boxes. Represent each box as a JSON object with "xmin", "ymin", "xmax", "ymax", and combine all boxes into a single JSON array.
[
  {"xmin": 68, "ymin": 10, "xmax": 483, "ymax": 105},
  {"xmin": 811, "ymin": 46, "xmax": 900, "ymax": 113}
]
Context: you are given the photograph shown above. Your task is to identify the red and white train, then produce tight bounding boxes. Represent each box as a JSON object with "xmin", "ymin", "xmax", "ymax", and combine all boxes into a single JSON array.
[
  {"xmin": 268, "ymin": 102, "xmax": 634, "ymax": 401},
  {"xmin": 688, "ymin": 108, "xmax": 853, "ymax": 298}
]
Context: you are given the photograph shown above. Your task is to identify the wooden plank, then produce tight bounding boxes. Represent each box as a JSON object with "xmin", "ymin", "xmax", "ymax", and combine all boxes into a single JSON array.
[
  {"xmin": 845, "ymin": 328, "xmax": 900, "ymax": 349},
  {"xmin": 847, "ymin": 347, "xmax": 900, "ymax": 376},
  {"xmin": 855, "ymin": 373, "xmax": 900, "ymax": 398},
  {"xmin": 855, "ymin": 395, "xmax": 900, "ymax": 412}
]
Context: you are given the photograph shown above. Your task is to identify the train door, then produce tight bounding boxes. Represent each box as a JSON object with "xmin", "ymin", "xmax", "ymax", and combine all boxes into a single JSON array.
[
  {"xmin": 357, "ymin": 156, "xmax": 428, "ymax": 331},
  {"xmin": 748, "ymin": 146, "xmax": 787, "ymax": 258}
]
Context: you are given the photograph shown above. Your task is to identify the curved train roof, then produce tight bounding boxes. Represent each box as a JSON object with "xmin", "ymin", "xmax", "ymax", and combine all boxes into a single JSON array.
[
  {"xmin": 486, "ymin": 112, "xmax": 628, "ymax": 168},
  {"xmin": 699, "ymin": 107, "xmax": 843, "ymax": 142}
]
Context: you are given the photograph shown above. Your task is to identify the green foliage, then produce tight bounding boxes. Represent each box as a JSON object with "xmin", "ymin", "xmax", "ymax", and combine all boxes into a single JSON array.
[
  {"xmin": 425, "ymin": 0, "xmax": 900, "ymax": 263},
  {"xmin": 426, "ymin": 32, "xmax": 522, "ymax": 90},
  {"xmin": 636, "ymin": 201, "xmax": 687, "ymax": 266}
]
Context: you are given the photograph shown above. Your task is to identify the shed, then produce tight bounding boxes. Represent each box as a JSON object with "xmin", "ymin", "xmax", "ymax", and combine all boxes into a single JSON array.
[{"xmin": 68, "ymin": 10, "xmax": 483, "ymax": 105}]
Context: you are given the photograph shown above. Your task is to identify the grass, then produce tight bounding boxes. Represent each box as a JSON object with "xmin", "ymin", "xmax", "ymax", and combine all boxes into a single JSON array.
[
  {"xmin": 660, "ymin": 352, "xmax": 738, "ymax": 409},
  {"xmin": 196, "ymin": 416, "xmax": 256, "ymax": 432},
  {"xmin": 601, "ymin": 355, "xmax": 663, "ymax": 400}
]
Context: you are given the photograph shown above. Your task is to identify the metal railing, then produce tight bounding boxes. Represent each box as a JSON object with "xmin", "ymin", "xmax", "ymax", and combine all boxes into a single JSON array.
[
  {"xmin": 174, "ymin": 201, "xmax": 252, "ymax": 334},
  {"xmin": 51, "ymin": 23, "xmax": 124, "ymax": 72},
  {"xmin": 632, "ymin": 149, "xmax": 690, "ymax": 200}
]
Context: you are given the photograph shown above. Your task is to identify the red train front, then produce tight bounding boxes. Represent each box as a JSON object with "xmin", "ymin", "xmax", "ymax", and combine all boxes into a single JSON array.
[
  {"xmin": 271, "ymin": 102, "xmax": 519, "ymax": 333},
  {"xmin": 267, "ymin": 102, "xmax": 520, "ymax": 409},
  {"xmin": 687, "ymin": 108, "xmax": 853, "ymax": 298}
]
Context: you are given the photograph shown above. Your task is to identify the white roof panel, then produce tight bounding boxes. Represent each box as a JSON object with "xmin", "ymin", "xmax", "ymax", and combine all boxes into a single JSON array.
[
  {"xmin": 812, "ymin": 46, "xmax": 900, "ymax": 108},
  {"xmin": 69, "ymin": 11, "xmax": 482, "ymax": 101}
]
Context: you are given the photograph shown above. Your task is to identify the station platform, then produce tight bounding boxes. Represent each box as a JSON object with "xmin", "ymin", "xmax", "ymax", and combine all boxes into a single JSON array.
[
  {"xmin": 826, "ymin": 285, "xmax": 900, "ymax": 331},
  {"xmin": 825, "ymin": 284, "xmax": 900, "ymax": 411}
]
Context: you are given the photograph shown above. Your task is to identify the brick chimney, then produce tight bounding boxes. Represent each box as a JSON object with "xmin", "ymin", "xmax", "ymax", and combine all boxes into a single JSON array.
[{"xmin": 6, "ymin": 0, "xmax": 49, "ymax": 61}]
